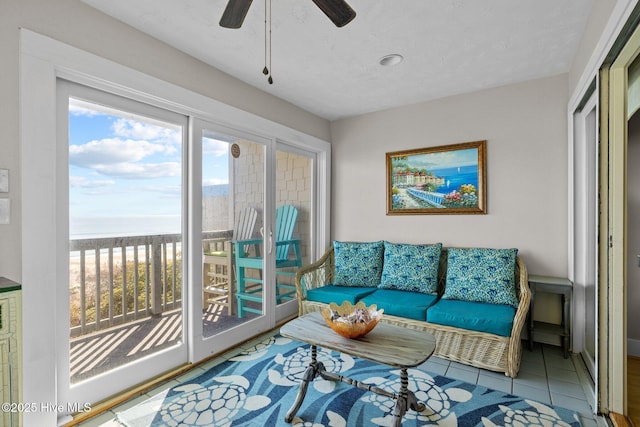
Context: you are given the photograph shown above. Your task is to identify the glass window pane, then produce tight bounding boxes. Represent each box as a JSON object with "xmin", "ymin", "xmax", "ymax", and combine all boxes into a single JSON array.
[
  {"xmin": 202, "ymin": 132, "xmax": 265, "ymax": 337},
  {"xmin": 68, "ymin": 98, "xmax": 183, "ymax": 383},
  {"xmin": 275, "ymin": 149, "xmax": 313, "ymax": 309}
]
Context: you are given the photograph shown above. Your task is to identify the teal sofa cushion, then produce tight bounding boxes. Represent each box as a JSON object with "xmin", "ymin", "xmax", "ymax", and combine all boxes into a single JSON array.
[
  {"xmin": 443, "ymin": 247, "xmax": 519, "ymax": 307},
  {"xmin": 427, "ymin": 299, "xmax": 515, "ymax": 337},
  {"xmin": 379, "ymin": 242, "xmax": 442, "ymax": 294},
  {"xmin": 360, "ymin": 289, "xmax": 439, "ymax": 321},
  {"xmin": 306, "ymin": 285, "xmax": 378, "ymax": 305},
  {"xmin": 333, "ymin": 240, "xmax": 384, "ymax": 287}
]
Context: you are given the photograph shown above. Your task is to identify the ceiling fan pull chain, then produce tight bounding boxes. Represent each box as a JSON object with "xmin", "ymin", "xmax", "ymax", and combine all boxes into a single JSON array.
[
  {"xmin": 263, "ymin": 0, "xmax": 269, "ymax": 76},
  {"xmin": 221, "ymin": 0, "xmax": 355, "ymax": 84},
  {"xmin": 267, "ymin": 0, "xmax": 273, "ymax": 84}
]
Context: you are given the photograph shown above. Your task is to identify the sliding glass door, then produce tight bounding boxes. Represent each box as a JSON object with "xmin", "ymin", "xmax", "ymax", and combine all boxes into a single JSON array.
[
  {"xmin": 191, "ymin": 119, "xmax": 273, "ymax": 360},
  {"xmin": 21, "ymin": 35, "xmax": 331, "ymax": 424},
  {"xmin": 191, "ymin": 128, "xmax": 318, "ymax": 358},
  {"xmin": 58, "ymin": 81, "xmax": 189, "ymax": 406},
  {"xmin": 53, "ymin": 82, "xmax": 327, "ymax": 411}
]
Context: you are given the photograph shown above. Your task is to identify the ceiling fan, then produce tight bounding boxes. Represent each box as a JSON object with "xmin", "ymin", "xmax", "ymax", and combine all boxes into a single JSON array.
[{"xmin": 219, "ymin": 0, "xmax": 356, "ymax": 29}]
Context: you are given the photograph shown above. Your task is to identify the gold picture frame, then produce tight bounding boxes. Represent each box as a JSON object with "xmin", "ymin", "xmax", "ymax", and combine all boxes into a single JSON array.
[{"xmin": 386, "ymin": 140, "xmax": 487, "ymax": 215}]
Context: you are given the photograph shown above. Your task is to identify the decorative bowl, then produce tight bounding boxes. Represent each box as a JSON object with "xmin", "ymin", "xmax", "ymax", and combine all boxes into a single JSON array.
[{"xmin": 321, "ymin": 301, "xmax": 384, "ymax": 339}]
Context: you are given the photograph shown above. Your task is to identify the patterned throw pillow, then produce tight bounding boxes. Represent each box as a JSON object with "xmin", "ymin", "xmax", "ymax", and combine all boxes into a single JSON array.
[
  {"xmin": 443, "ymin": 248, "xmax": 519, "ymax": 307},
  {"xmin": 379, "ymin": 242, "xmax": 442, "ymax": 294},
  {"xmin": 333, "ymin": 240, "xmax": 384, "ymax": 287}
]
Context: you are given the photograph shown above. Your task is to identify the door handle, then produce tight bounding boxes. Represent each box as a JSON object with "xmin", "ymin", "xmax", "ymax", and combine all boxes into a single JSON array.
[{"xmin": 268, "ymin": 230, "xmax": 273, "ymax": 254}]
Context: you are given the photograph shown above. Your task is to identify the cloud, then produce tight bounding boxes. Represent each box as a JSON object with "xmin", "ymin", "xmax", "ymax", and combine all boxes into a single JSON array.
[
  {"xmin": 69, "ymin": 176, "xmax": 116, "ymax": 188},
  {"xmin": 93, "ymin": 162, "xmax": 181, "ymax": 179},
  {"xmin": 68, "ymin": 102, "xmax": 104, "ymax": 117},
  {"xmin": 70, "ymin": 138, "xmax": 181, "ymax": 179},
  {"xmin": 112, "ymin": 118, "xmax": 181, "ymax": 146},
  {"xmin": 203, "ymin": 137, "xmax": 229, "ymax": 157},
  {"xmin": 70, "ymin": 138, "xmax": 168, "ymax": 166},
  {"xmin": 140, "ymin": 184, "xmax": 182, "ymax": 197},
  {"xmin": 408, "ymin": 149, "xmax": 478, "ymax": 169},
  {"xmin": 203, "ymin": 178, "xmax": 229, "ymax": 186}
]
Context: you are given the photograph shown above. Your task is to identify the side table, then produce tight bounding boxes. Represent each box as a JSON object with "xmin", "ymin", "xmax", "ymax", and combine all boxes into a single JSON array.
[{"xmin": 528, "ymin": 275, "xmax": 573, "ymax": 358}]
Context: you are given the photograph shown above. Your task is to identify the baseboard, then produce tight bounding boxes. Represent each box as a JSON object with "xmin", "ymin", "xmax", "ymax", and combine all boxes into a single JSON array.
[{"xmin": 628, "ymin": 338, "xmax": 640, "ymax": 357}]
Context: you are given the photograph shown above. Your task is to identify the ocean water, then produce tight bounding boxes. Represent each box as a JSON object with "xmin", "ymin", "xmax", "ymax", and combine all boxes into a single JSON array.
[
  {"xmin": 70, "ymin": 215, "xmax": 181, "ymax": 239},
  {"xmin": 432, "ymin": 165, "xmax": 479, "ymax": 194}
]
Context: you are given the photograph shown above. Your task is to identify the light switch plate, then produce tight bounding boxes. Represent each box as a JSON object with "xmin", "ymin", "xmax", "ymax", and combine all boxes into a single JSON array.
[
  {"xmin": 0, "ymin": 169, "xmax": 7, "ymax": 193},
  {"xmin": 0, "ymin": 199, "xmax": 9, "ymax": 224}
]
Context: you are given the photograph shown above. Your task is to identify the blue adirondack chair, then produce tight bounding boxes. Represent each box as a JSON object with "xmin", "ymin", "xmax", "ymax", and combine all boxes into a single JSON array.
[
  {"xmin": 234, "ymin": 205, "xmax": 302, "ymax": 318},
  {"xmin": 203, "ymin": 207, "xmax": 257, "ymax": 316}
]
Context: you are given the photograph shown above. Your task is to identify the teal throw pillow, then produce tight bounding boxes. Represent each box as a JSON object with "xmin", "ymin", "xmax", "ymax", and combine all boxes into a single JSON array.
[
  {"xmin": 379, "ymin": 242, "xmax": 442, "ymax": 294},
  {"xmin": 333, "ymin": 240, "xmax": 384, "ymax": 287},
  {"xmin": 443, "ymin": 247, "xmax": 519, "ymax": 307}
]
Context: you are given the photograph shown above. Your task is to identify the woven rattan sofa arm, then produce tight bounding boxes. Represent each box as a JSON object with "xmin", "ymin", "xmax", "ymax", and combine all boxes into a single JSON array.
[
  {"xmin": 295, "ymin": 246, "xmax": 335, "ymax": 315},
  {"xmin": 506, "ymin": 257, "xmax": 530, "ymax": 377}
]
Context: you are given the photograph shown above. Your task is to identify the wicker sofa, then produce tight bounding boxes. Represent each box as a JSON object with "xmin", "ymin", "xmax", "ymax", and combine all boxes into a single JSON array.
[{"xmin": 294, "ymin": 244, "xmax": 530, "ymax": 378}]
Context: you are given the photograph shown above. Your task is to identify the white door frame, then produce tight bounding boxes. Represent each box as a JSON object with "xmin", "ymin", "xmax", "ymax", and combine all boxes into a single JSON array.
[
  {"xmin": 603, "ymin": 22, "xmax": 640, "ymax": 416},
  {"xmin": 571, "ymin": 88, "xmax": 599, "ymax": 410},
  {"xmin": 566, "ymin": 0, "xmax": 638, "ymax": 416}
]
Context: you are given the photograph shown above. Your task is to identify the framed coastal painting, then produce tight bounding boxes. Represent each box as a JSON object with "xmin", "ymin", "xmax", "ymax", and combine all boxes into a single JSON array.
[{"xmin": 386, "ymin": 140, "xmax": 487, "ymax": 215}]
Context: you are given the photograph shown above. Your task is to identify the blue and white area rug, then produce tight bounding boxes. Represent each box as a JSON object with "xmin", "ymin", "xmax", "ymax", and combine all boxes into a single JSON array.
[{"xmin": 115, "ymin": 335, "xmax": 582, "ymax": 427}]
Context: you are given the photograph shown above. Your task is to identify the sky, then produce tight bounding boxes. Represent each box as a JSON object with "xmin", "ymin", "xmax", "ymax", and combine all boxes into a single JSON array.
[
  {"xmin": 68, "ymin": 98, "xmax": 229, "ymax": 238},
  {"xmin": 399, "ymin": 148, "xmax": 479, "ymax": 172}
]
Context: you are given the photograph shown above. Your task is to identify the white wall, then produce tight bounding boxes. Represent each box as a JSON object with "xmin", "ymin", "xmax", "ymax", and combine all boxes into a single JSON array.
[
  {"xmin": 568, "ymin": 0, "xmax": 617, "ymax": 95},
  {"xmin": 331, "ymin": 75, "xmax": 569, "ymax": 278},
  {"xmin": 0, "ymin": 0, "xmax": 330, "ymax": 284}
]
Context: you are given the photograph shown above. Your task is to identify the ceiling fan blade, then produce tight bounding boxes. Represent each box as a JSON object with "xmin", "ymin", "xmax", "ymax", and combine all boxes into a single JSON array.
[
  {"xmin": 311, "ymin": 0, "xmax": 356, "ymax": 27},
  {"xmin": 219, "ymin": 0, "xmax": 253, "ymax": 29}
]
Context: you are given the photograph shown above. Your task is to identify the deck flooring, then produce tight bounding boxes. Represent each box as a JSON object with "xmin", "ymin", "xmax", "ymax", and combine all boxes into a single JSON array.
[{"xmin": 69, "ymin": 303, "xmax": 256, "ymax": 383}]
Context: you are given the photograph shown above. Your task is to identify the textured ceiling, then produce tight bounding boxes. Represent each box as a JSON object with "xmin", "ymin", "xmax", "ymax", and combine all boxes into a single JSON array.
[{"xmin": 81, "ymin": 0, "xmax": 594, "ymax": 121}]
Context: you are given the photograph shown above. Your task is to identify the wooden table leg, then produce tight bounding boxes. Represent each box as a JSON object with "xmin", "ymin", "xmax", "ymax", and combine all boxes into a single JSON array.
[
  {"xmin": 406, "ymin": 390, "xmax": 426, "ymax": 412},
  {"xmin": 285, "ymin": 348, "xmax": 427, "ymax": 425},
  {"xmin": 285, "ymin": 345, "xmax": 325, "ymax": 423},
  {"xmin": 392, "ymin": 368, "xmax": 425, "ymax": 426}
]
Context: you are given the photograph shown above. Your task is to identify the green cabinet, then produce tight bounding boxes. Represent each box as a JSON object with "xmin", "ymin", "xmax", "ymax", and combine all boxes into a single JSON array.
[{"xmin": 0, "ymin": 278, "xmax": 22, "ymax": 427}]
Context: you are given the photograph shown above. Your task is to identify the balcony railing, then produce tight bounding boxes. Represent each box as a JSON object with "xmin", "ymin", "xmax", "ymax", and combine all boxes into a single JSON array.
[{"xmin": 69, "ymin": 230, "xmax": 230, "ymax": 338}]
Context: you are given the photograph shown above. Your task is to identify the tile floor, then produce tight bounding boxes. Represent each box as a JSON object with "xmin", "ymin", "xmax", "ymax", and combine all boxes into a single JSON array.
[
  {"xmin": 76, "ymin": 334, "xmax": 607, "ymax": 426},
  {"xmin": 418, "ymin": 342, "xmax": 604, "ymax": 427}
]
